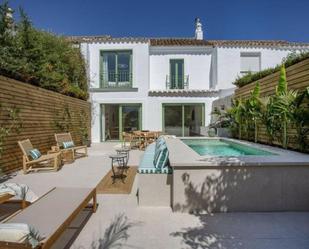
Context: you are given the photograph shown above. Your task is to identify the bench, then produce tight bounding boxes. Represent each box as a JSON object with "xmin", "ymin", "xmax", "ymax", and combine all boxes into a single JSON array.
[
  {"xmin": 0, "ymin": 187, "xmax": 97, "ymax": 248},
  {"xmin": 138, "ymin": 142, "xmax": 172, "ymax": 207}
]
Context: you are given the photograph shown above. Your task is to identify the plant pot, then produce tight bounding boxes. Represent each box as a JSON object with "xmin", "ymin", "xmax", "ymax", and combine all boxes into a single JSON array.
[
  {"xmin": 82, "ymin": 139, "xmax": 91, "ymax": 147},
  {"xmin": 217, "ymin": 128, "xmax": 232, "ymax": 138}
]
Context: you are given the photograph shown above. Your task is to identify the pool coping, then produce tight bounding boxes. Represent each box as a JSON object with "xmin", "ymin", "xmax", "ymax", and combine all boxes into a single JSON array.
[{"xmin": 165, "ymin": 137, "xmax": 309, "ymax": 168}]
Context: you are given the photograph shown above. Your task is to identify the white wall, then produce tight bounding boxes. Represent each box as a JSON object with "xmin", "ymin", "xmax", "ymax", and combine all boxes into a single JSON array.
[
  {"xmin": 83, "ymin": 41, "xmax": 305, "ymax": 142},
  {"xmin": 83, "ymin": 41, "xmax": 150, "ymax": 96},
  {"xmin": 81, "ymin": 41, "xmax": 150, "ymax": 142},
  {"xmin": 216, "ymin": 47, "xmax": 295, "ymax": 90},
  {"xmin": 150, "ymin": 47, "xmax": 214, "ymax": 90}
]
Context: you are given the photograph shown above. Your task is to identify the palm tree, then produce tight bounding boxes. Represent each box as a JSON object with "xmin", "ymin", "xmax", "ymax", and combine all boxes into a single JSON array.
[
  {"xmin": 292, "ymin": 87, "xmax": 309, "ymax": 151},
  {"xmin": 230, "ymin": 98, "xmax": 246, "ymax": 139},
  {"xmin": 246, "ymin": 82, "xmax": 261, "ymax": 143},
  {"xmin": 272, "ymin": 65, "xmax": 297, "ymax": 149}
]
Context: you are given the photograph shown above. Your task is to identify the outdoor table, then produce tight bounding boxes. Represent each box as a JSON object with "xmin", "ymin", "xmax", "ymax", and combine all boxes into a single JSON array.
[{"xmin": 109, "ymin": 154, "xmax": 127, "ymax": 184}]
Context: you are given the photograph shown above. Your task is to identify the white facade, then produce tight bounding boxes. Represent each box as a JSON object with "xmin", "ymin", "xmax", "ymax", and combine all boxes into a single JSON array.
[
  {"xmin": 149, "ymin": 47, "xmax": 214, "ymax": 90},
  {"xmin": 216, "ymin": 47, "xmax": 294, "ymax": 90},
  {"xmin": 78, "ymin": 35, "xmax": 308, "ymax": 142}
]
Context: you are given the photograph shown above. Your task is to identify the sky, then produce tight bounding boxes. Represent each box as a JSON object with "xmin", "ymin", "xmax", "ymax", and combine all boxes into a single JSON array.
[{"xmin": 7, "ymin": 0, "xmax": 309, "ymax": 42}]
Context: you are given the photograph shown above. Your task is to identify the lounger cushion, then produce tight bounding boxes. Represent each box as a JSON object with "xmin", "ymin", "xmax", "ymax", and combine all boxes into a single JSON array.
[
  {"xmin": 28, "ymin": 149, "xmax": 41, "ymax": 160},
  {"xmin": 62, "ymin": 141, "xmax": 75, "ymax": 149},
  {"xmin": 0, "ymin": 183, "xmax": 38, "ymax": 202},
  {"xmin": 0, "ymin": 223, "xmax": 42, "ymax": 248}
]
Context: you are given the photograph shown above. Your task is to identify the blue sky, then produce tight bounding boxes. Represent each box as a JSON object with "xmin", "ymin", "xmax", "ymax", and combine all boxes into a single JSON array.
[{"xmin": 8, "ymin": 0, "xmax": 309, "ymax": 42}]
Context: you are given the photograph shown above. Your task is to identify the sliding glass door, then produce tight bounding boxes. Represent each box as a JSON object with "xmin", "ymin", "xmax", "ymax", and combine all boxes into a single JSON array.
[
  {"xmin": 163, "ymin": 104, "xmax": 204, "ymax": 137},
  {"xmin": 102, "ymin": 104, "xmax": 141, "ymax": 141}
]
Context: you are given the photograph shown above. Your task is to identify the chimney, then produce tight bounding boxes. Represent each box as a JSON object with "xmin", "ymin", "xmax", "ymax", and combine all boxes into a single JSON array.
[
  {"xmin": 5, "ymin": 7, "xmax": 14, "ymax": 29},
  {"xmin": 195, "ymin": 17, "xmax": 203, "ymax": 40}
]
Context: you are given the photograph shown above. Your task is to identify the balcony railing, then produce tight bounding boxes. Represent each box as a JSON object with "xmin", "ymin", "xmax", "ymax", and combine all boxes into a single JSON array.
[
  {"xmin": 100, "ymin": 71, "xmax": 132, "ymax": 88},
  {"xmin": 166, "ymin": 75, "xmax": 189, "ymax": 90}
]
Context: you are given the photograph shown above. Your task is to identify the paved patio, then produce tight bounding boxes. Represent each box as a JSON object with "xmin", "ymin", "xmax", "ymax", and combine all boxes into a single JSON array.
[{"xmin": 4, "ymin": 143, "xmax": 309, "ymax": 249}]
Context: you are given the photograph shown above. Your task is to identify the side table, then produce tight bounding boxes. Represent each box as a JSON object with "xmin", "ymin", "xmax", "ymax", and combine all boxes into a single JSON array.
[{"xmin": 109, "ymin": 154, "xmax": 127, "ymax": 184}]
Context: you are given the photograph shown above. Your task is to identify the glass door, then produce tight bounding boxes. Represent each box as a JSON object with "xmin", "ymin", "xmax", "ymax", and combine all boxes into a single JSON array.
[
  {"xmin": 163, "ymin": 105, "xmax": 183, "ymax": 136},
  {"xmin": 184, "ymin": 105, "xmax": 204, "ymax": 136},
  {"xmin": 163, "ymin": 104, "xmax": 204, "ymax": 137},
  {"xmin": 104, "ymin": 104, "xmax": 120, "ymax": 140},
  {"xmin": 170, "ymin": 59, "xmax": 184, "ymax": 89},
  {"xmin": 121, "ymin": 105, "xmax": 141, "ymax": 134},
  {"xmin": 103, "ymin": 104, "xmax": 141, "ymax": 141}
]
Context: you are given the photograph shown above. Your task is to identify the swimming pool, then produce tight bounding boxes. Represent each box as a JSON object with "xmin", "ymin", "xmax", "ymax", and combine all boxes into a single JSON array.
[{"xmin": 182, "ymin": 139, "xmax": 275, "ymax": 156}]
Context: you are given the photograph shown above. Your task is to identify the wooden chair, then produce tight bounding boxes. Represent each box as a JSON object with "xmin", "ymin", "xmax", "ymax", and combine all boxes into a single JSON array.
[
  {"xmin": 0, "ymin": 187, "xmax": 97, "ymax": 249},
  {"xmin": 122, "ymin": 132, "xmax": 138, "ymax": 149},
  {"xmin": 18, "ymin": 139, "xmax": 60, "ymax": 174},
  {"xmin": 54, "ymin": 133, "xmax": 87, "ymax": 159}
]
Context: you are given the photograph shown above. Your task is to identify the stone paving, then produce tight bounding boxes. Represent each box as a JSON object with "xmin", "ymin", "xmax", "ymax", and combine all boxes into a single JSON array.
[{"xmin": 4, "ymin": 143, "xmax": 309, "ymax": 249}]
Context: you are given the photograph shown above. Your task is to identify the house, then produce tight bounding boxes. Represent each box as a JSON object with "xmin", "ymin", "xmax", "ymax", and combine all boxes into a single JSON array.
[{"xmin": 69, "ymin": 18, "xmax": 309, "ymax": 142}]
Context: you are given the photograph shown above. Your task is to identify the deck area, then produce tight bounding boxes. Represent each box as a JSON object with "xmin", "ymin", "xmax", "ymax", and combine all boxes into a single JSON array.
[{"xmin": 3, "ymin": 142, "xmax": 309, "ymax": 249}]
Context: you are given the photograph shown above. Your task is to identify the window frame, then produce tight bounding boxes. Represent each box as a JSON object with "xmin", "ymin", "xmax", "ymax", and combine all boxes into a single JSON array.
[
  {"xmin": 99, "ymin": 50, "xmax": 133, "ymax": 88},
  {"xmin": 240, "ymin": 52, "xmax": 261, "ymax": 75},
  {"xmin": 169, "ymin": 59, "xmax": 185, "ymax": 89}
]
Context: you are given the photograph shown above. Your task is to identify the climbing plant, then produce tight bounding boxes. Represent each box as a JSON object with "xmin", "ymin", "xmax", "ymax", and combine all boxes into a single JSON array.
[{"xmin": 0, "ymin": 103, "xmax": 22, "ymax": 174}]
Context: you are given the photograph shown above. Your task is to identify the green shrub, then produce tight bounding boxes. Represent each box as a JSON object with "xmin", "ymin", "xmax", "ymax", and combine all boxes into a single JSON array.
[
  {"xmin": 233, "ymin": 52, "xmax": 309, "ymax": 88},
  {"xmin": 0, "ymin": 3, "xmax": 88, "ymax": 100}
]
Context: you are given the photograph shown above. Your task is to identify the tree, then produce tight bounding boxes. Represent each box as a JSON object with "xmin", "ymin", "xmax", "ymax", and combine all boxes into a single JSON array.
[
  {"xmin": 0, "ymin": 2, "xmax": 88, "ymax": 100},
  {"xmin": 273, "ymin": 65, "xmax": 297, "ymax": 149},
  {"xmin": 229, "ymin": 98, "xmax": 246, "ymax": 139},
  {"xmin": 245, "ymin": 82, "xmax": 262, "ymax": 143},
  {"xmin": 292, "ymin": 87, "xmax": 309, "ymax": 151}
]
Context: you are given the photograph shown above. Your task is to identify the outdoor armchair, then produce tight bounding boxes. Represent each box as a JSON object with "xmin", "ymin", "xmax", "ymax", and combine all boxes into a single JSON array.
[
  {"xmin": 18, "ymin": 139, "xmax": 60, "ymax": 174},
  {"xmin": 54, "ymin": 133, "xmax": 87, "ymax": 159}
]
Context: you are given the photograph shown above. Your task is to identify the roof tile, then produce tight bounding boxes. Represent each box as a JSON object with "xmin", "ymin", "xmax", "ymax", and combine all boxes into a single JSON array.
[{"xmin": 66, "ymin": 35, "xmax": 309, "ymax": 48}]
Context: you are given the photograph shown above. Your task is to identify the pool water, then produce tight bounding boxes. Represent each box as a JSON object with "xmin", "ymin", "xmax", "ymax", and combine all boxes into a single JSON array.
[{"xmin": 182, "ymin": 139, "xmax": 275, "ymax": 156}]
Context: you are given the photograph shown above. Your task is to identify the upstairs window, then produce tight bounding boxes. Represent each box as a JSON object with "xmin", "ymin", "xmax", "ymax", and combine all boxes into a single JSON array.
[
  {"xmin": 100, "ymin": 50, "xmax": 132, "ymax": 88},
  {"xmin": 240, "ymin": 52, "xmax": 261, "ymax": 75}
]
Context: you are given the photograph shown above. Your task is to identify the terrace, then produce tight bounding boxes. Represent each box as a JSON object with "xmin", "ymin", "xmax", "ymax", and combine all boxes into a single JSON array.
[
  {"xmin": 2, "ymin": 142, "xmax": 309, "ymax": 249},
  {"xmin": 1, "ymin": 3, "xmax": 309, "ymax": 249}
]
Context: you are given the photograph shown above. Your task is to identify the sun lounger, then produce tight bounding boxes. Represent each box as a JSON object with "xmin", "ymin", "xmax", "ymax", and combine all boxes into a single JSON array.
[
  {"xmin": 55, "ymin": 133, "xmax": 87, "ymax": 159},
  {"xmin": 18, "ymin": 139, "xmax": 60, "ymax": 174},
  {"xmin": 0, "ymin": 187, "xmax": 97, "ymax": 249}
]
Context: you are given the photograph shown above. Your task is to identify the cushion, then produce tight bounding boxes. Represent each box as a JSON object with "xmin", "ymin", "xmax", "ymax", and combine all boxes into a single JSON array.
[
  {"xmin": 62, "ymin": 141, "xmax": 75, "ymax": 149},
  {"xmin": 0, "ymin": 183, "xmax": 38, "ymax": 203},
  {"xmin": 28, "ymin": 149, "xmax": 41, "ymax": 160},
  {"xmin": 153, "ymin": 146, "xmax": 169, "ymax": 169},
  {"xmin": 155, "ymin": 136, "xmax": 165, "ymax": 150},
  {"xmin": 0, "ymin": 223, "xmax": 42, "ymax": 248},
  {"xmin": 154, "ymin": 136, "xmax": 166, "ymax": 161}
]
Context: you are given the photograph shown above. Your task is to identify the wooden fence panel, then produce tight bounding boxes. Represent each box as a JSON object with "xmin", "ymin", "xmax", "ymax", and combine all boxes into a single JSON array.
[
  {"xmin": 234, "ymin": 59, "xmax": 309, "ymax": 152},
  {"xmin": 0, "ymin": 76, "xmax": 91, "ymax": 173}
]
